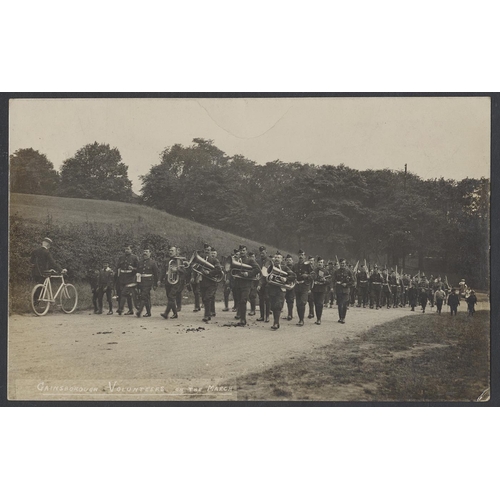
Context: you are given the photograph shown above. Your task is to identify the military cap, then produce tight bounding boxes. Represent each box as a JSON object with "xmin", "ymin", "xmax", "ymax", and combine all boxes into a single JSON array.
[
  {"xmin": 259, "ymin": 246, "xmax": 266, "ymax": 252},
  {"xmin": 239, "ymin": 244, "xmax": 247, "ymax": 250},
  {"xmin": 203, "ymin": 243, "xmax": 210, "ymax": 249},
  {"xmin": 210, "ymin": 247, "xmax": 216, "ymax": 252},
  {"xmin": 286, "ymin": 254, "xmax": 292, "ymax": 259},
  {"xmin": 339, "ymin": 258, "xmax": 346, "ymax": 263},
  {"xmin": 275, "ymin": 250, "xmax": 282, "ymax": 256},
  {"xmin": 374, "ymin": 264, "xmax": 379, "ymax": 268},
  {"xmin": 248, "ymin": 251, "xmax": 255, "ymax": 257},
  {"xmin": 298, "ymin": 249, "xmax": 305, "ymax": 254}
]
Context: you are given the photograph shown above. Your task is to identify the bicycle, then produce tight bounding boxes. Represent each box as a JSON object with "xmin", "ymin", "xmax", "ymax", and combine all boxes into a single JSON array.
[{"xmin": 31, "ymin": 270, "xmax": 78, "ymax": 316}]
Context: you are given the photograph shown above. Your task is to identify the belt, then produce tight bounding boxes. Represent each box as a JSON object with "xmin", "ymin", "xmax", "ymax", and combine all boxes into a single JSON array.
[
  {"xmin": 121, "ymin": 270, "xmax": 133, "ymax": 273},
  {"xmin": 141, "ymin": 274, "xmax": 153, "ymax": 277},
  {"xmin": 359, "ymin": 280, "xmax": 367, "ymax": 283},
  {"xmin": 372, "ymin": 282, "xmax": 381, "ymax": 285}
]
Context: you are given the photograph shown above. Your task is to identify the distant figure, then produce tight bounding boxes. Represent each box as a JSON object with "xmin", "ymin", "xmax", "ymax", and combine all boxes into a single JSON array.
[
  {"xmin": 458, "ymin": 278, "xmax": 468, "ymax": 299},
  {"xmin": 98, "ymin": 261, "xmax": 115, "ymax": 315},
  {"xmin": 433, "ymin": 286, "xmax": 446, "ymax": 314},
  {"xmin": 408, "ymin": 281, "xmax": 418, "ymax": 311},
  {"xmin": 419, "ymin": 286, "xmax": 428, "ymax": 313},
  {"xmin": 466, "ymin": 290, "xmax": 478, "ymax": 317},
  {"xmin": 87, "ymin": 268, "xmax": 100, "ymax": 313},
  {"xmin": 447, "ymin": 288, "xmax": 461, "ymax": 316}
]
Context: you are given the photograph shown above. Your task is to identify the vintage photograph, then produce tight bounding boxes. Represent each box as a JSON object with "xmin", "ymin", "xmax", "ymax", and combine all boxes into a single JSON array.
[{"xmin": 7, "ymin": 96, "xmax": 490, "ymax": 402}]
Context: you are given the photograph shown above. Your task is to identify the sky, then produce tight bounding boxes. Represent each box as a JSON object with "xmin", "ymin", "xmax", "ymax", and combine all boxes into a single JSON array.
[{"xmin": 9, "ymin": 97, "xmax": 491, "ymax": 193}]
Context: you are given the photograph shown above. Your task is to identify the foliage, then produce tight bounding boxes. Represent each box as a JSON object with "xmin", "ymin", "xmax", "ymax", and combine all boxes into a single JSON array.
[
  {"xmin": 140, "ymin": 139, "xmax": 490, "ymax": 288},
  {"xmin": 59, "ymin": 142, "xmax": 133, "ymax": 202},
  {"xmin": 10, "ymin": 148, "xmax": 60, "ymax": 195}
]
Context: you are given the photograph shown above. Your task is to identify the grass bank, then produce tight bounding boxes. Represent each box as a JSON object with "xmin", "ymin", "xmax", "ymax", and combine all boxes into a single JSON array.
[{"xmin": 233, "ymin": 310, "xmax": 490, "ymax": 402}]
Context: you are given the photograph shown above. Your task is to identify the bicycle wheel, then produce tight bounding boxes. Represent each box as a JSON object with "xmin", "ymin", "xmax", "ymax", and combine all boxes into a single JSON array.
[
  {"xmin": 60, "ymin": 284, "xmax": 78, "ymax": 313},
  {"xmin": 31, "ymin": 284, "xmax": 50, "ymax": 316}
]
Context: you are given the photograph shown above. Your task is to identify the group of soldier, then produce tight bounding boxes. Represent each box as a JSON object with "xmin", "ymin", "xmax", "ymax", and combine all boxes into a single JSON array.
[{"xmin": 85, "ymin": 242, "xmax": 478, "ymax": 330}]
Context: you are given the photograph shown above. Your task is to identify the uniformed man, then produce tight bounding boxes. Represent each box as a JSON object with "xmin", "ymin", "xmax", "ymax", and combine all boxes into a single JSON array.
[
  {"xmin": 348, "ymin": 263, "xmax": 357, "ymax": 306},
  {"xmin": 356, "ymin": 263, "xmax": 369, "ymax": 308},
  {"xmin": 283, "ymin": 254, "xmax": 295, "ymax": 321},
  {"xmin": 381, "ymin": 268, "xmax": 391, "ymax": 308},
  {"xmin": 389, "ymin": 269, "xmax": 399, "ymax": 308},
  {"xmin": 408, "ymin": 280, "xmax": 418, "ymax": 311},
  {"xmin": 160, "ymin": 246, "xmax": 185, "ymax": 320},
  {"xmin": 200, "ymin": 247, "xmax": 223, "ymax": 322},
  {"xmin": 232, "ymin": 245, "xmax": 261, "ymax": 326},
  {"xmin": 256, "ymin": 246, "xmax": 271, "ymax": 323},
  {"xmin": 209, "ymin": 248, "xmax": 220, "ymax": 317},
  {"xmin": 311, "ymin": 257, "xmax": 330, "ymax": 325},
  {"xmin": 87, "ymin": 267, "xmax": 100, "ymax": 313},
  {"xmin": 97, "ymin": 261, "xmax": 115, "ymax": 315},
  {"xmin": 333, "ymin": 258, "xmax": 355, "ymax": 324},
  {"xmin": 263, "ymin": 251, "xmax": 296, "ymax": 330},
  {"xmin": 291, "ymin": 250, "xmax": 315, "ymax": 326},
  {"xmin": 248, "ymin": 251, "xmax": 258, "ymax": 316},
  {"xmin": 222, "ymin": 255, "xmax": 231, "ymax": 312},
  {"xmin": 369, "ymin": 265, "xmax": 383, "ymax": 309},
  {"xmin": 327, "ymin": 260, "xmax": 335, "ymax": 307},
  {"xmin": 136, "ymin": 248, "xmax": 159, "ymax": 318},
  {"xmin": 307, "ymin": 255, "xmax": 316, "ymax": 319},
  {"xmin": 230, "ymin": 249, "xmax": 240, "ymax": 313},
  {"xmin": 401, "ymin": 273, "xmax": 411, "ymax": 307},
  {"xmin": 116, "ymin": 245, "xmax": 139, "ymax": 315},
  {"xmin": 175, "ymin": 247, "xmax": 187, "ymax": 313},
  {"xmin": 30, "ymin": 237, "xmax": 66, "ymax": 303}
]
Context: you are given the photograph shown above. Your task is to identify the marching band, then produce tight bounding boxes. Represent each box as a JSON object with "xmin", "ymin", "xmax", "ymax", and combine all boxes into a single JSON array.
[{"xmin": 84, "ymin": 243, "xmax": 470, "ymax": 328}]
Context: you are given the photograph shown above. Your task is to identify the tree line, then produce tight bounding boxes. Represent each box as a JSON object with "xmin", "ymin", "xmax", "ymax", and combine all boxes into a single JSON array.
[{"xmin": 9, "ymin": 138, "xmax": 490, "ymax": 287}]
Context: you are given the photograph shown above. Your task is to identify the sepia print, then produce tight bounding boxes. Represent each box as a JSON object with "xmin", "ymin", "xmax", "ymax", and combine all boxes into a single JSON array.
[{"xmin": 7, "ymin": 96, "xmax": 491, "ymax": 402}]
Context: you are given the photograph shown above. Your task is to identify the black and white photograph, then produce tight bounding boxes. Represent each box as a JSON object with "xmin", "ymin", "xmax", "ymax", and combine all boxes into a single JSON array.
[{"xmin": 7, "ymin": 96, "xmax": 491, "ymax": 402}]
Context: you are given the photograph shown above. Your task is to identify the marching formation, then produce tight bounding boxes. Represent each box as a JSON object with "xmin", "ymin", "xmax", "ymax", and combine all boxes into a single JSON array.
[{"xmin": 31, "ymin": 238, "xmax": 479, "ymax": 326}]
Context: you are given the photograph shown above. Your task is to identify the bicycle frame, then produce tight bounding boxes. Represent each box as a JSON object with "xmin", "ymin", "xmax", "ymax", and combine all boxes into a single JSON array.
[{"xmin": 39, "ymin": 274, "xmax": 69, "ymax": 303}]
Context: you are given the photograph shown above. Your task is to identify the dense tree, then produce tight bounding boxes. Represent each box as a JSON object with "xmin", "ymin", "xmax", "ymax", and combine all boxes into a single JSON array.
[
  {"xmin": 59, "ymin": 142, "xmax": 133, "ymax": 202},
  {"xmin": 140, "ymin": 138, "xmax": 490, "ymax": 288},
  {"xmin": 10, "ymin": 148, "xmax": 60, "ymax": 195}
]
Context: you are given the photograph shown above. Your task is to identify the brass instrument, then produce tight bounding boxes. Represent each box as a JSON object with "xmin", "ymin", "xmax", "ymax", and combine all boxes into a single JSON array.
[
  {"xmin": 224, "ymin": 255, "xmax": 260, "ymax": 281},
  {"xmin": 190, "ymin": 251, "xmax": 223, "ymax": 283},
  {"xmin": 262, "ymin": 264, "xmax": 295, "ymax": 290},
  {"xmin": 167, "ymin": 257, "xmax": 190, "ymax": 285}
]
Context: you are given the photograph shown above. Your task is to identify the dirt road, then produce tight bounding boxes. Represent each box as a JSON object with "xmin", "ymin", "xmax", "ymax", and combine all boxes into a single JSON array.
[{"xmin": 9, "ymin": 300, "xmax": 484, "ymax": 401}]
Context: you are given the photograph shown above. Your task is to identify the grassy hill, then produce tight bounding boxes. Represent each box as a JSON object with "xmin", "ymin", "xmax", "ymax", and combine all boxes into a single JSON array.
[{"xmin": 10, "ymin": 193, "xmax": 283, "ymax": 257}]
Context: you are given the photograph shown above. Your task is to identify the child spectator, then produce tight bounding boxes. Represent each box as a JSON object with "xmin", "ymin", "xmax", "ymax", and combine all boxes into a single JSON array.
[
  {"xmin": 434, "ymin": 285, "xmax": 446, "ymax": 314},
  {"xmin": 447, "ymin": 288, "xmax": 460, "ymax": 316},
  {"xmin": 466, "ymin": 290, "xmax": 478, "ymax": 317}
]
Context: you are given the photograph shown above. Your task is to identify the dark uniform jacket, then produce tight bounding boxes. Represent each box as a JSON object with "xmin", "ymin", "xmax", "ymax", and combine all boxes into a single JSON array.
[
  {"xmin": 116, "ymin": 253, "xmax": 139, "ymax": 285},
  {"xmin": 233, "ymin": 256, "xmax": 261, "ymax": 287},
  {"xmin": 266, "ymin": 264, "xmax": 296, "ymax": 294},
  {"xmin": 98, "ymin": 268, "xmax": 115, "ymax": 288},
  {"xmin": 30, "ymin": 246, "xmax": 59, "ymax": 278},
  {"xmin": 137, "ymin": 258, "xmax": 159, "ymax": 286},
  {"xmin": 312, "ymin": 267, "xmax": 330, "ymax": 293},
  {"xmin": 333, "ymin": 267, "xmax": 355, "ymax": 294},
  {"xmin": 200, "ymin": 256, "xmax": 222, "ymax": 287},
  {"xmin": 291, "ymin": 260, "xmax": 315, "ymax": 289},
  {"xmin": 369, "ymin": 271, "xmax": 383, "ymax": 287},
  {"xmin": 357, "ymin": 270, "xmax": 369, "ymax": 288}
]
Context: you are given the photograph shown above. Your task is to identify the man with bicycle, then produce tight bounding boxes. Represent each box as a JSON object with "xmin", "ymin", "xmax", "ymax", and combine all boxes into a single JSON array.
[{"xmin": 30, "ymin": 237, "xmax": 66, "ymax": 302}]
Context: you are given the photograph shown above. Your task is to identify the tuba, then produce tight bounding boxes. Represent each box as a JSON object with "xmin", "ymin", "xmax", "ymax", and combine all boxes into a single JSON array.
[
  {"xmin": 190, "ymin": 251, "xmax": 223, "ymax": 283},
  {"xmin": 225, "ymin": 256, "xmax": 259, "ymax": 281},
  {"xmin": 262, "ymin": 264, "xmax": 295, "ymax": 290},
  {"xmin": 167, "ymin": 257, "xmax": 190, "ymax": 285}
]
